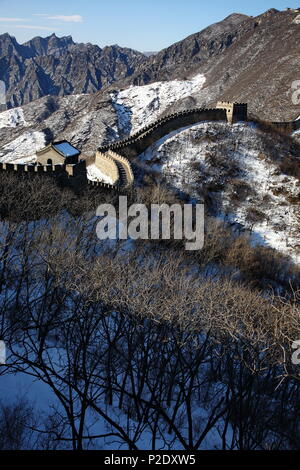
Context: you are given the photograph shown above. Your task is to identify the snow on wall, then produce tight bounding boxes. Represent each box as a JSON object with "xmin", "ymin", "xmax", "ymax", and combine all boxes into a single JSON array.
[
  {"xmin": 86, "ymin": 163, "xmax": 114, "ymax": 185},
  {"xmin": 111, "ymin": 73, "xmax": 206, "ymax": 136}
]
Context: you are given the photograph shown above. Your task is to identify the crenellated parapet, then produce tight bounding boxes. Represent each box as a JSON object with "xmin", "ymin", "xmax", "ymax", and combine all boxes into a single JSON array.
[
  {"xmin": 106, "ymin": 150, "xmax": 134, "ymax": 186},
  {"xmin": 99, "ymin": 108, "xmax": 227, "ymax": 159},
  {"xmin": 0, "ymin": 103, "xmax": 254, "ymax": 190},
  {"xmin": 0, "ymin": 161, "xmax": 65, "ymax": 173},
  {"xmin": 216, "ymin": 102, "xmax": 248, "ymax": 123},
  {"xmin": 94, "ymin": 107, "xmax": 228, "ymax": 188},
  {"xmin": 0, "ymin": 160, "xmax": 87, "ymax": 179},
  {"xmin": 87, "ymin": 179, "xmax": 119, "ymax": 190}
]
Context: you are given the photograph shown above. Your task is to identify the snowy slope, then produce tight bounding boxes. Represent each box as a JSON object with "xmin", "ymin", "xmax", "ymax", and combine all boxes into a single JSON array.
[
  {"xmin": 0, "ymin": 107, "xmax": 27, "ymax": 129},
  {"xmin": 293, "ymin": 14, "xmax": 300, "ymax": 24},
  {"xmin": 139, "ymin": 121, "xmax": 300, "ymax": 263},
  {"xmin": 111, "ymin": 73, "xmax": 206, "ymax": 135},
  {"xmin": 0, "ymin": 131, "xmax": 45, "ymax": 163}
]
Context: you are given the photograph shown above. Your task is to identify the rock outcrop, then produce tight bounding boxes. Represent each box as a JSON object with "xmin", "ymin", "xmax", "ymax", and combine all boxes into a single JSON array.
[{"xmin": 0, "ymin": 33, "xmax": 147, "ymax": 107}]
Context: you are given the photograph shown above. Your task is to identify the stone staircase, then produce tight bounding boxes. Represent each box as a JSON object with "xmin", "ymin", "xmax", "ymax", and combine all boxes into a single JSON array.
[
  {"xmin": 93, "ymin": 150, "xmax": 134, "ymax": 188},
  {"xmin": 114, "ymin": 160, "xmax": 127, "ymax": 187},
  {"xmin": 106, "ymin": 150, "xmax": 134, "ymax": 188}
]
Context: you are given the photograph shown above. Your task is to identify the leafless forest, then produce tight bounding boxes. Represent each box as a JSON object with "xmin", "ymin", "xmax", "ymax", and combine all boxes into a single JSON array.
[{"xmin": 0, "ymin": 172, "xmax": 300, "ymax": 450}]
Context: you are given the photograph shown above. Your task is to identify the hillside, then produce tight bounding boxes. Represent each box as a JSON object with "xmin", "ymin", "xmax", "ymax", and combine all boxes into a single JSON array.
[
  {"xmin": 0, "ymin": 73, "xmax": 209, "ymax": 158},
  {"xmin": 1, "ymin": 8, "xmax": 300, "ymax": 121},
  {"xmin": 0, "ymin": 33, "xmax": 146, "ymax": 107},
  {"xmin": 117, "ymin": 8, "xmax": 300, "ymax": 121},
  {"xmin": 138, "ymin": 121, "xmax": 300, "ymax": 263},
  {"xmin": 0, "ymin": 8, "xmax": 300, "ymax": 263}
]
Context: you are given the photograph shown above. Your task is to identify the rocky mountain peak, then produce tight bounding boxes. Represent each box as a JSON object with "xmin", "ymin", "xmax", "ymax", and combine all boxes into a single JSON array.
[
  {"xmin": 0, "ymin": 8, "xmax": 300, "ymax": 121},
  {"xmin": 23, "ymin": 33, "xmax": 75, "ymax": 57},
  {"xmin": 0, "ymin": 33, "xmax": 147, "ymax": 108},
  {"xmin": 0, "ymin": 33, "xmax": 21, "ymax": 57}
]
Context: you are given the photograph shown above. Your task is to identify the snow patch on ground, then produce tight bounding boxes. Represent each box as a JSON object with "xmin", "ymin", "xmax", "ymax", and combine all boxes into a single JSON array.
[
  {"xmin": 139, "ymin": 122, "xmax": 300, "ymax": 263},
  {"xmin": 111, "ymin": 73, "xmax": 206, "ymax": 135},
  {"xmin": 0, "ymin": 131, "xmax": 45, "ymax": 163},
  {"xmin": 229, "ymin": 141, "xmax": 300, "ymax": 261},
  {"xmin": 292, "ymin": 128, "xmax": 300, "ymax": 135},
  {"xmin": 86, "ymin": 163, "xmax": 114, "ymax": 184},
  {"xmin": 293, "ymin": 14, "xmax": 300, "ymax": 24},
  {"xmin": 0, "ymin": 107, "xmax": 27, "ymax": 129}
]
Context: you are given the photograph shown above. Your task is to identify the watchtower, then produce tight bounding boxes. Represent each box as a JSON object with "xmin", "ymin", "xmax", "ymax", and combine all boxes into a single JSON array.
[
  {"xmin": 36, "ymin": 140, "xmax": 81, "ymax": 166},
  {"xmin": 216, "ymin": 101, "xmax": 248, "ymax": 124}
]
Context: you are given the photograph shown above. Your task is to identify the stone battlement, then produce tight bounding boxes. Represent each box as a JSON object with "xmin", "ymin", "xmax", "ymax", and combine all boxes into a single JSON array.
[
  {"xmin": 216, "ymin": 102, "xmax": 248, "ymax": 124},
  {"xmin": 9, "ymin": 100, "xmax": 297, "ymax": 192},
  {"xmin": 0, "ymin": 160, "xmax": 86, "ymax": 178},
  {"xmin": 99, "ymin": 107, "xmax": 228, "ymax": 159}
]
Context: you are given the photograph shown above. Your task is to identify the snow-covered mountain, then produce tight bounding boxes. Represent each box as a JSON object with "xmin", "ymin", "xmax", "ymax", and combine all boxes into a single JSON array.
[
  {"xmin": 117, "ymin": 8, "xmax": 300, "ymax": 121},
  {"xmin": 2, "ymin": 8, "xmax": 300, "ymax": 454},
  {"xmin": 1, "ymin": 8, "xmax": 300, "ymax": 121},
  {"xmin": 0, "ymin": 64, "xmax": 300, "ymax": 263},
  {"xmin": 111, "ymin": 74, "xmax": 206, "ymax": 136},
  {"xmin": 0, "ymin": 74, "xmax": 209, "ymax": 159},
  {"xmin": 0, "ymin": 93, "xmax": 117, "ymax": 159},
  {"xmin": 0, "ymin": 33, "xmax": 146, "ymax": 108},
  {"xmin": 139, "ymin": 121, "xmax": 300, "ymax": 263},
  {"xmin": 0, "ymin": 108, "xmax": 27, "ymax": 129}
]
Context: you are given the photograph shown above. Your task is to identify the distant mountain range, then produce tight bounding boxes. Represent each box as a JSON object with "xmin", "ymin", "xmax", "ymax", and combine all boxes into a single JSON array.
[
  {"xmin": 142, "ymin": 51, "xmax": 158, "ymax": 57},
  {"xmin": 117, "ymin": 8, "xmax": 300, "ymax": 121},
  {"xmin": 0, "ymin": 32, "xmax": 147, "ymax": 107},
  {"xmin": 1, "ymin": 7, "xmax": 300, "ymax": 122}
]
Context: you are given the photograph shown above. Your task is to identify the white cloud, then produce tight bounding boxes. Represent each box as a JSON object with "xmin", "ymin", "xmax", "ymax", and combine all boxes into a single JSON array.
[
  {"xmin": 0, "ymin": 17, "xmax": 29, "ymax": 22},
  {"xmin": 34, "ymin": 14, "xmax": 83, "ymax": 23}
]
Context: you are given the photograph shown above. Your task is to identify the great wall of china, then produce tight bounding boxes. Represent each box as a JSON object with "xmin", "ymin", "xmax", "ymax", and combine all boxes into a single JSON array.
[
  {"xmin": 0, "ymin": 160, "xmax": 86, "ymax": 176},
  {"xmin": 94, "ymin": 106, "xmax": 300, "ymax": 188},
  {"xmin": 1, "ymin": 103, "xmax": 299, "ymax": 190},
  {"xmin": 94, "ymin": 107, "xmax": 227, "ymax": 188}
]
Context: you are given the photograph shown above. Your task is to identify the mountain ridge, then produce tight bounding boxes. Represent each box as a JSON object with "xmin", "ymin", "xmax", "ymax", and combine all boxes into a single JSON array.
[
  {"xmin": 0, "ymin": 32, "xmax": 147, "ymax": 107},
  {"xmin": 1, "ymin": 8, "xmax": 300, "ymax": 122},
  {"xmin": 110, "ymin": 8, "xmax": 300, "ymax": 121}
]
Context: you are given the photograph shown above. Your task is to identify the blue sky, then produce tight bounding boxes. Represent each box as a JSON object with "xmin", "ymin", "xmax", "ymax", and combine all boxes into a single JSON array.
[{"xmin": 0, "ymin": 0, "xmax": 299, "ymax": 51}]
